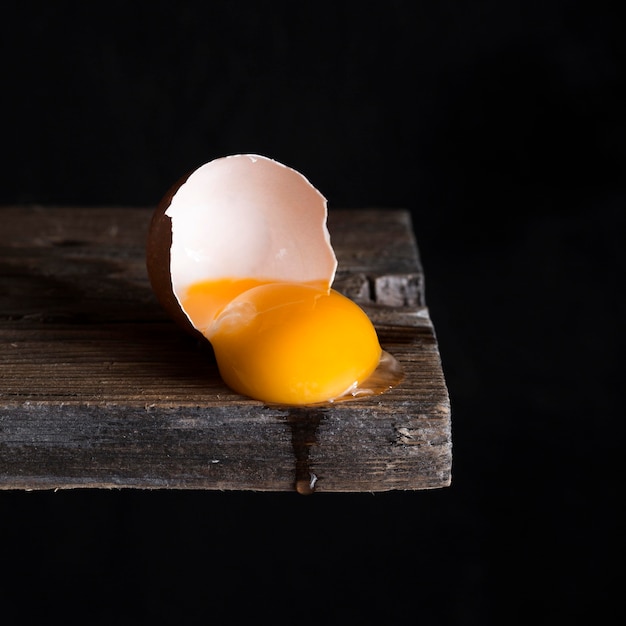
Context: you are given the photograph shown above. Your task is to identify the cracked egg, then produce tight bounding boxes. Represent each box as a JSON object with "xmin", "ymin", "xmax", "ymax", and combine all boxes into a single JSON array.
[{"xmin": 146, "ymin": 154, "xmax": 402, "ymax": 405}]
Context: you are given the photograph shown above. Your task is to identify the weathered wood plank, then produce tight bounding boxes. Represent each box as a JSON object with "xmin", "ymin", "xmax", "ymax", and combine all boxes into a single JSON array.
[{"xmin": 0, "ymin": 206, "xmax": 451, "ymax": 492}]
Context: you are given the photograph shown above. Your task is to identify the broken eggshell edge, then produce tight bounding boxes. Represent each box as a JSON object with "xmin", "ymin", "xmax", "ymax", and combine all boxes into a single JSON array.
[{"xmin": 146, "ymin": 154, "xmax": 338, "ymax": 338}]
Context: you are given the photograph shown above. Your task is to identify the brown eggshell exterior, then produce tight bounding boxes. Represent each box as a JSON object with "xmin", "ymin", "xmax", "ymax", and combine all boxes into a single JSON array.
[{"xmin": 146, "ymin": 172, "xmax": 204, "ymax": 338}]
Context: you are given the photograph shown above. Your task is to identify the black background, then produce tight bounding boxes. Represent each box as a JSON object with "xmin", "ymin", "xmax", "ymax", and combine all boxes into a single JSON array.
[{"xmin": 1, "ymin": 1, "xmax": 623, "ymax": 623}]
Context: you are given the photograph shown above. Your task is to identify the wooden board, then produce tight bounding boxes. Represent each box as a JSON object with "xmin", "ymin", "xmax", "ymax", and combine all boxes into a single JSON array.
[{"xmin": 0, "ymin": 206, "xmax": 451, "ymax": 493}]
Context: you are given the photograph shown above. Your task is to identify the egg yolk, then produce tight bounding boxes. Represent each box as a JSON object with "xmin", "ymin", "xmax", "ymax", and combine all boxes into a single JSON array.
[{"xmin": 182, "ymin": 281, "xmax": 382, "ymax": 405}]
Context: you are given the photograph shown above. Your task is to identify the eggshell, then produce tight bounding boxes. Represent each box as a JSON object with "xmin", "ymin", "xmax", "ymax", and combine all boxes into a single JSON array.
[{"xmin": 146, "ymin": 154, "xmax": 338, "ymax": 335}]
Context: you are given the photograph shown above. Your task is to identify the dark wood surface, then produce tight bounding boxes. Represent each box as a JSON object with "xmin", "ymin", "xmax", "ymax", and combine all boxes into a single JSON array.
[{"xmin": 0, "ymin": 206, "xmax": 451, "ymax": 492}]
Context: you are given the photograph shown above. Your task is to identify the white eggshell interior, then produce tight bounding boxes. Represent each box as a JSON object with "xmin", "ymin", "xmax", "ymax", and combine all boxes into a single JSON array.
[{"xmin": 166, "ymin": 154, "xmax": 338, "ymax": 320}]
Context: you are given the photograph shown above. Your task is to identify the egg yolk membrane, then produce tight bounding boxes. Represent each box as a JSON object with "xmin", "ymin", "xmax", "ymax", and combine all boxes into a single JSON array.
[{"xmin": 182, "ymin": 280, "xmax": 386, "ymax": 405}]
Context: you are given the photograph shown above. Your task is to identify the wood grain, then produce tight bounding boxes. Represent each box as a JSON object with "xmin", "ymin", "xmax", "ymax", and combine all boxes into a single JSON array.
[{"xmin": 0, "ymin": 206, "xmax": 451, "ymax": 492}]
